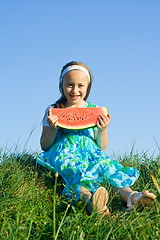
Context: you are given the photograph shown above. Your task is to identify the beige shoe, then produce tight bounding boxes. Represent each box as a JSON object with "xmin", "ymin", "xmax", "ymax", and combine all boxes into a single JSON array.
[
  {"xmin": 126, "ymin": 191, "xmax": 156, "ymax": 212},
  {"xmin": 92, "ymin": 187, "xmax": 110, "ymax": 217}
]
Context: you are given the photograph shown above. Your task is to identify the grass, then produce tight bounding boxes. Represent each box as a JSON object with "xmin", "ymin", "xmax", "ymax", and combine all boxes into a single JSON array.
[{"xmin": 0, "ymin": 149, "xmax": 159, "ymax": 240}]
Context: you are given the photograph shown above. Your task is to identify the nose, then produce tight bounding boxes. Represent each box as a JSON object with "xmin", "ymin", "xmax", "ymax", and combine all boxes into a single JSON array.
[{"xmin": 72, "ymin": 85, "xmax": 78, "ymax": 94}]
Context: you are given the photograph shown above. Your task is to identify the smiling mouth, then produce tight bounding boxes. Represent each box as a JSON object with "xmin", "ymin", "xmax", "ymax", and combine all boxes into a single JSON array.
[{"xmin": 70, "ymin": 95, "xmax": 80, "ymax": 99}]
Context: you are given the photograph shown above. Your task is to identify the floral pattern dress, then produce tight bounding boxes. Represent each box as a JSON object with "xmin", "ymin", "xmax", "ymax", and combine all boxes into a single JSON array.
[{"xmin": 37, "ymin": 102, "xmax": 140, "ymax": 200}]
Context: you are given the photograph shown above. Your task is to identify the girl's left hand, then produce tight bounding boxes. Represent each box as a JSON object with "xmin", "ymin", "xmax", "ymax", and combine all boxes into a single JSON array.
[{"xmin": 96, "ymin": 114, "xmax": 111, "ymax": 131}]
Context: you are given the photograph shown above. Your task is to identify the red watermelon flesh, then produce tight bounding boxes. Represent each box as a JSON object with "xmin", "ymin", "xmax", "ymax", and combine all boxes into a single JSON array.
[{"xmin": 50, "ymin": 107, "xmax": 108, "ymax": 129}]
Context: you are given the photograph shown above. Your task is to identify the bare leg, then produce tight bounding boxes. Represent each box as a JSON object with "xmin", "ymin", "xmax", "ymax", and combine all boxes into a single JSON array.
[
  {"xmin": 80, "ymin": 186, "xmax": 92, "ymax": 213},
  {"xmin": 80, "ymin": 186, "xmax": 92, "ymax": 201}
]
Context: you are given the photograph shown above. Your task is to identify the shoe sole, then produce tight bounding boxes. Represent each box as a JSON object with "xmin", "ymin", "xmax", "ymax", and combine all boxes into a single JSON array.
[{"xmin": 92, "ymin": 187, "xmax": 110, "ymax": 216}]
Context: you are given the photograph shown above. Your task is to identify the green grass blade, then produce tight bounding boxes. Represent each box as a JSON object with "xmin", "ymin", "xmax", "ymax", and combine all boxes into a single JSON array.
[{"xmin": 145, "ymin": 165, "xmax": 160, "ymax": 194}]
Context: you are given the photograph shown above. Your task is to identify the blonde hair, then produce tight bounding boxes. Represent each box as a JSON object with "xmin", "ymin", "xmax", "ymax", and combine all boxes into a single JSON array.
[{"xmin": 55, "ymin": 61, "xmax": 92, "ymax": 108}]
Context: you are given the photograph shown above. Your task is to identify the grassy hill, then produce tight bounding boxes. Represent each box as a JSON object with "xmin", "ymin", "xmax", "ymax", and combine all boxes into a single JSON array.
[{"xmin": 0, "ymin": 150, "xmax": 159, "ymax": 240}]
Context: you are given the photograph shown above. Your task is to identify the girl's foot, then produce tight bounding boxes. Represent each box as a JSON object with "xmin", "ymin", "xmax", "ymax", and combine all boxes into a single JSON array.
[
  {"xmin": 126, "ymin": 190, "xmax": 156, "ymax": 212},
  {"xmin": 92, "ymin": 187, "xmax": 110, "ymax": 217}
]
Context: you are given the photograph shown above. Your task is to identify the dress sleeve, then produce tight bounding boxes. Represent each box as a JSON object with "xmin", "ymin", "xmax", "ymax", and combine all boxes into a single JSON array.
[{"xmin": 42, "ymin": 106, "xmax": 51, "ymax": 127}]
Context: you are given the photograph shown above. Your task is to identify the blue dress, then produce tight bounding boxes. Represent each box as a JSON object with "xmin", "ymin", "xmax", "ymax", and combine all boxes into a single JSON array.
[{"xmin": 37, "ymin": 102, "xmax": 139, "ymax": 200}]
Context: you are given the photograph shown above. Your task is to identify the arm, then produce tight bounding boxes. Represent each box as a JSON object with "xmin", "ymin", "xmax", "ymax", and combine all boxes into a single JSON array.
[
  {"xmin": 40, "ymin": 126, "xmax": 58, "ymax": 151},
  {"xmin": 40, "ymin": 110, "xmax": 59, "ymax": 151},
  {"xmin": 95, "ymin": 114, "xmax": 111, "ymax": 151}
]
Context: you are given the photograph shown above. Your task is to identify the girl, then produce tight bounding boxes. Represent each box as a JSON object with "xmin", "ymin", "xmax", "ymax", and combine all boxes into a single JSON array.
[{"xmin": 37, "ymin": 61, "xmax": 156, "ymax": 216}]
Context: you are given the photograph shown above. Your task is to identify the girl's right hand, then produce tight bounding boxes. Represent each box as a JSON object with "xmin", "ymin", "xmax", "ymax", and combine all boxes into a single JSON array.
[{"xmin": 47, "ymin": 108, "xmax": 59, "ymax": 129}]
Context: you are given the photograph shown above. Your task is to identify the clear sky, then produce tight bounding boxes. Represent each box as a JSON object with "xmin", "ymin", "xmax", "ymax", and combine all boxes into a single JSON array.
[{"xmin": 0, "ymin": 0, "xmax": 160, "ymax": 157}]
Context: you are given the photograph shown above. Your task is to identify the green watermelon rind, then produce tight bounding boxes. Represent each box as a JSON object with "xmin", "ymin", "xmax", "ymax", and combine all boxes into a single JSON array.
[{"xmin": 50, "ymin": 107, "xmax": 108, "ymax": 130}]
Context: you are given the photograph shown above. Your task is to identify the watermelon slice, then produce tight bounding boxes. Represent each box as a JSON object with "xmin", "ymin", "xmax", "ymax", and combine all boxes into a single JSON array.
[{"xmin": 49, "ymin": 107, "xmax": 108, "ymax": 129}]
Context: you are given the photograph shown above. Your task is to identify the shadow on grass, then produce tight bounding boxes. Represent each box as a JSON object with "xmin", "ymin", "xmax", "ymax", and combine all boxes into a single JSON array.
[{"xmin": 1, "ymin": 151, "xmax": 64, "ymax": 194}]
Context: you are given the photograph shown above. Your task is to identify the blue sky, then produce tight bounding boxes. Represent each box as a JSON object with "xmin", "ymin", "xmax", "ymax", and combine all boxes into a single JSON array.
[{"xmin": 0, "ymin": 0, "xmax": 160, "ymax": 157}]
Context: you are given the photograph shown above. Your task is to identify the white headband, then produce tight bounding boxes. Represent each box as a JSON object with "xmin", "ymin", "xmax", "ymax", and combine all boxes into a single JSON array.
[{"xmin": 60, "ymin": 65, "xmax": 90, "ymax": 82}]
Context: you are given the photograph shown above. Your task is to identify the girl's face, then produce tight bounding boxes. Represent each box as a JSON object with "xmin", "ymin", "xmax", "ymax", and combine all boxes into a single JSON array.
[{"xmin": 62, "ymin": 70, "xmax": 89, "ymax": 107}]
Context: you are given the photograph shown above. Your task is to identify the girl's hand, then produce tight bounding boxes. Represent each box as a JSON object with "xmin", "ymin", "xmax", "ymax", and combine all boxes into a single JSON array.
[
  {"xmin": 47, "ymin": 108, "xmax": 59, "ymax": 129},
  {"xmin": 96, "ymin": 114, "xmax": 111, "ymax": 131}
]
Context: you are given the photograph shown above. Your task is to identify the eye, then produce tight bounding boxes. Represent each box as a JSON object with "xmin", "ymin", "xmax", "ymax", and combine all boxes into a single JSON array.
[{"xmin": 79, "ymin": 84, "xmax": 84, "ymax": 87}]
